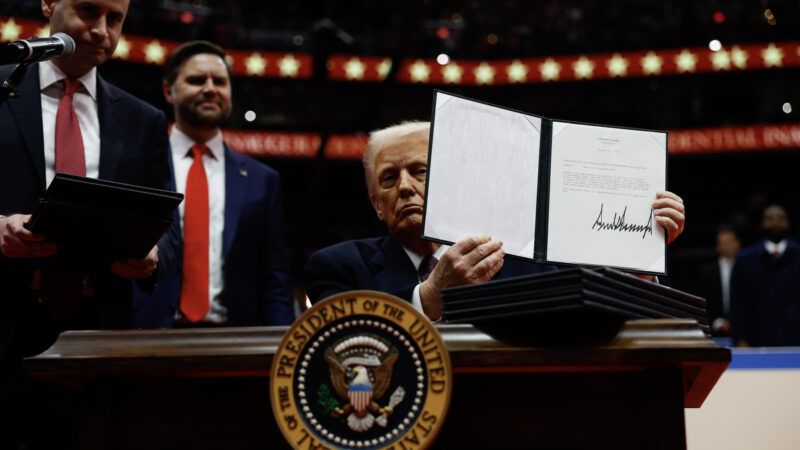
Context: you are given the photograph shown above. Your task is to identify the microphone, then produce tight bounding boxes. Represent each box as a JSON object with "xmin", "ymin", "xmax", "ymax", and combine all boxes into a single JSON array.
[{"xmin": 0, "ymin": 32, "xmax": 76, "ymax": 65}]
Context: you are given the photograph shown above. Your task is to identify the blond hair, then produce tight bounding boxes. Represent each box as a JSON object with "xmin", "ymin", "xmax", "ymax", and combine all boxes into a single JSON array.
[{"xmin": 362, "ymin": 121, "xmax": 430, "ymax": 199}]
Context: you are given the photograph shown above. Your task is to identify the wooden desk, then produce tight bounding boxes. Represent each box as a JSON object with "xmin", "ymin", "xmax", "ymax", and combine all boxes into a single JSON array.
[{"xmin": 25, "ymin": 319, "xmax": 729, "ymax": 449}]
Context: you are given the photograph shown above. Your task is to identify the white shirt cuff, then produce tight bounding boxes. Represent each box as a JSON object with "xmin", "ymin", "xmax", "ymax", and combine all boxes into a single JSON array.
[
  {"xmin": 412, "ymin": 283, "xmax": 424, "ymax": 313},
  {"xmin": 413, "ymin": 283, "xmax": 443, "ymax": 323}
]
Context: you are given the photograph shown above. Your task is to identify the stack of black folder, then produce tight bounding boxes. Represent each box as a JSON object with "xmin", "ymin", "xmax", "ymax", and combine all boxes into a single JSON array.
[
  {"xmin": 25, "ymin": 173, "xmax": 183, "ymax": 266},
  {"xmin": 442, "ymin": 267, "xmax": 709, "ymax": 334}
]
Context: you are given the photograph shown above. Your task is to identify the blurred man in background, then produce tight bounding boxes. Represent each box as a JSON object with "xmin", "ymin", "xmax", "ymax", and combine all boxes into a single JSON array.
[
  {"xmin": 731, "ymin": 204, "xmax": 800, "ymax": 346},
  {"xmin": 698, "ymin": 225, "xmax": 741, "ymax": 337}
]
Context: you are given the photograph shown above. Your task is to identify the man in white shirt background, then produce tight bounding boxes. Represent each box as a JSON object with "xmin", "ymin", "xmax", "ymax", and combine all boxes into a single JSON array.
[{"xmin": 698, "ymin": 225, "xmax": 741, "ymax": 338}]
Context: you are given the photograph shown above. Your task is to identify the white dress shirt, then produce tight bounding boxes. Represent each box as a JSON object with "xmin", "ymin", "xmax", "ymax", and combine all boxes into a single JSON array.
[
  {"xmin": 32, "ymin": 62, "xmax": 100, "ymax": 292},
  {"xmin": 717, "ymin": 256, "xmax": 734, "ymax": 317},
  {"xmin": 170, "ymin": 128, "xmax": 227, "ymax": 323},
  {"xmin": 764, "ymin": 239, "xmax": 787, "ymax": 258},
  {"xmin": 39, "ymin": 60, "xmax": 100, "ymax": 186}
]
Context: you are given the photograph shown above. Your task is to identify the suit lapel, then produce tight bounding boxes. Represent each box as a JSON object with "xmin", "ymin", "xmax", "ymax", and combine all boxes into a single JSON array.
[
  {"xmin": 223, "ymin": 147, "xmax": 247, "ymax": 260},
  {"xmin": 372, "ymin": 236, "xmax": 419, "ymax": 292},
  {"xmin": 96, "ymin": 75, "xmax": 126, "ymax": 179},
  {"xmin": 7, "ymin": 63, "xmax": 46, "ymax": 188}
]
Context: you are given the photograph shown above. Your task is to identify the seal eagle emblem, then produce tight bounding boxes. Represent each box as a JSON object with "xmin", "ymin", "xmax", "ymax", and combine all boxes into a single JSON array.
[
  {"xmin": 325, "ymin": 335, "xmax": 404, "ymax": 432},
  {"xmin": 271, "ymin": 291, "xmax": 452, "ymax": 450}
]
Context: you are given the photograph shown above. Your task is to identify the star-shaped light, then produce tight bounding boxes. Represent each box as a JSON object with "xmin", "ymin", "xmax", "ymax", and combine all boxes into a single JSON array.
[
  {"xmin": 606, "ymin": 54, "xmax": 628, "ymax": 77},
  {"xmin": 143, "ymin": 40, "xmax": 166, "ymax": 64},
  {"xmin": 711, "ymin": 48, "xmax": 731, "ymax": 71},
  {"xmin": 762, "ymin": 43, "xmax": 783, "ymax": 67},
  {"xmin": 409, "ymin": 60, "xmax": 431, "ymax": 83},
  {"xmin": 572, "ymin": 56, "xmax": 594, "ymax": 79},
  {"xmin": 377, "ymin": 58, "xmax": 392, "ymax": 80},
  {"xmin": 36, "ymin": 25, "xmax": 51, "ymax": 38},
  {"xmin": 245, "ymin": 52, "xmax": 267, "ymax": 75},
  {"xmin": 506, "ymin": 60, "xmax": 528, "ymax": 83},
  {"xmin": 640, "ymin": 52, "xmax": 663, "ymax": 75},
  {"xmin": 474, "ymin": 62, "xmax": 495, "ymax": 85},
  {"xmin": 731, "ymin": 46, "xmax": 748, "ymax": 69},
  {"xmin": 278, "ymin": 54, "xmax": 300, "ymax": 77},
  {"xmin": 675, "ymin": 49, "xmax": 697, "ymax": 73},
  {"xmin": 113, "ymin": 36, "xmax": 130, "ymax": 59},
  {"xmin": 442, "ymin": 63, "xmax": 463, "ymax": 84},
  {"xmin": 539, "ymin": 58, "xmax": 561, "ymax": 81},
  {"xmin": 343, "ymin": 57, "xmax": 366, "ymax": 80},
  {"xmin": 1, "ymin": 18, "xmax": 22, "ymax": 42}
]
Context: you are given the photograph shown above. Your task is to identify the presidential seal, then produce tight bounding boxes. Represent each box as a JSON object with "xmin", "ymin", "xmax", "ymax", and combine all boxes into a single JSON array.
[{"xmin": 270, "ymin": 291, "xmax": 452, "ymax": 450}]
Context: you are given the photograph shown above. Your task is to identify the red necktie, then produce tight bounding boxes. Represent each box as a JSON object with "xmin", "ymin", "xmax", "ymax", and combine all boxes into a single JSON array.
[
  {"xmin": 179, "ymin": 144, "xmax": 210, "ymax": 322},
  {"xmin": 40, "ymin": 78, "xmax": 85, "ymax": 319},
  {"xmin": 54, "ymin": 78, "xmax": 86, "ymax": 176}
]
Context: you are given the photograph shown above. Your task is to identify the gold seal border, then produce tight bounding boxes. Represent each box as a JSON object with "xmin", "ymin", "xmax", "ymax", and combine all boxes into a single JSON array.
[{"xmin": 270, "ymin": 290, "xmax": 452, "ymax": 450}]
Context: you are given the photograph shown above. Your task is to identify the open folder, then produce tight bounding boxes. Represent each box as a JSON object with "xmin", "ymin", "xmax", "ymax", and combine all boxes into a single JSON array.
[
  {"xmin": 423, "ymin": 91, "xmax": 668, "ymax": 275},
  {"xmin": 25, "ymin": 173, "xmax": 183, "ymax": 265}
]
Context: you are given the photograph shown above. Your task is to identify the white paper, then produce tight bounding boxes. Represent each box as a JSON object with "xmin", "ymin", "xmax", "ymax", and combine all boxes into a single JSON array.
[
  {"xmin": 546, "ymin": 121, "xmax": 667, "ymax": 272},
  {"xmin": 424, "ymin": 93, "xmax": 541, "ymax": 258}
]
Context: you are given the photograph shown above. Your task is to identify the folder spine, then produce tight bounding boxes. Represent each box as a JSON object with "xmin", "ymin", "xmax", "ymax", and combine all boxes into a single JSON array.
[{"xmin": 533, "ymin": 119, "xmax": 553, "ymax": 262}]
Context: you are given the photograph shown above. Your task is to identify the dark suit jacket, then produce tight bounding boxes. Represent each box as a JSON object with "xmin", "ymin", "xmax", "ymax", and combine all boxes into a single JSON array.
[
  {"xmin": 0, "ymin": 63, "xmax": 176, "ymax": 357},
  {"xmin": 697, "ymin": 260, "xmax": 726, "ymax": 336},
  {"xmin": 133, "ymin": 145, "xmax": 294, "ymax": 328},
  {"xmin": 304, "ymin": 235, "xmax": 557, "ymax": 305},
  {"xmin": 730, "ymin": 239, "xmax": 800, "ymax": 346}
]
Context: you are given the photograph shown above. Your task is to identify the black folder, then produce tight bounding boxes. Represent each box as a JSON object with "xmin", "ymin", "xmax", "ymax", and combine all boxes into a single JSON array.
[
  {"xmin": 25, "ymin": 173, "xmax": 183, "ymax": 265},
  {"xmin": 442, "ymin": 268, "xmax": 709, "ymax": 334}
]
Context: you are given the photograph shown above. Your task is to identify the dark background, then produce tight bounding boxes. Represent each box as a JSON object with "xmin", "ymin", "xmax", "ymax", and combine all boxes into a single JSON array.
[{"xmin": 4, "ymin": 0, "xmax": 800, "ymax": 298}]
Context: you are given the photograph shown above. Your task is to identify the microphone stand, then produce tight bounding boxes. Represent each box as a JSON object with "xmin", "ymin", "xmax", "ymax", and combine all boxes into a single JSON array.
[{"xmin": 0, "ymin": 61, "xmax": 31, "ymax": 106}]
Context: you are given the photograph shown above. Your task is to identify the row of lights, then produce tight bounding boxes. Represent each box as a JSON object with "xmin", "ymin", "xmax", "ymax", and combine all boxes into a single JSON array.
[
  {"xmin": 242, "ymin": 103, "xmax": 793, "ymax": 123},
  {"xmin": 179, "ymin": 7, "xmax": 781, "ymax": 50},
  {"xmin": 436, "ymin": 8, "xmax": 781, "ymax": 47},
  {"xmin": 245, "ymin": 6, "xmax": 795, "ymax": 123}
]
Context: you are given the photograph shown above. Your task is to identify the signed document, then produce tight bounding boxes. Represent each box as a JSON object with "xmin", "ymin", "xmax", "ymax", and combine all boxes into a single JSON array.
[
  {"xmin": 423, "ymin": 91, "xmax": 667, "ymax": 275},
  {"xmin": 546, "ymin": 122, "xmax": 666, "ymax": 273}
]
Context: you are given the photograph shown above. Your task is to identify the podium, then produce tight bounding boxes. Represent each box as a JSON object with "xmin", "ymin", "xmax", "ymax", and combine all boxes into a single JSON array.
[{"xmin": 25, "ymin": 320, "xmax": 729, "ymax": 449}]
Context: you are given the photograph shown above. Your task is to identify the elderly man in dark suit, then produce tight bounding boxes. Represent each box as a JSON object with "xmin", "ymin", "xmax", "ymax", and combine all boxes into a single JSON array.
[{"xmin": 305, "ymin": 122, "xmax": 686, "ymax": 320}]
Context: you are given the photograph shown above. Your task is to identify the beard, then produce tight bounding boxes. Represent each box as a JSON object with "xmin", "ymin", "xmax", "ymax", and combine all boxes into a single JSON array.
[
  {"xmin": 177, "ymin": 99, "xmax": 231, "ymax": 130},
  {"xmin": 765, "ymin": 229, "xmax": 789, "ymax": 243}
]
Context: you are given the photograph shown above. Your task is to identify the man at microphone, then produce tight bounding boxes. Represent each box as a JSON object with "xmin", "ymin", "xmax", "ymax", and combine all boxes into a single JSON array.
[{"xmin": 0, "ymin": 0, "xmax": 174, "ymax": 445}]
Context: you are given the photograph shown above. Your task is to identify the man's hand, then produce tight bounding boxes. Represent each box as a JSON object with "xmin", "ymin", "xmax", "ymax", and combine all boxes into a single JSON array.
[
  {"xmin": 712, "ymin": 317, "xmax": 731, "ymax": 335},
  {"xmin": 419, "ymin": 235, "xmax": 505, "ymax": 320},
  {"xmin": 0, "ymin": 214, "xmax": 58, "ymax": 258},
  {"xmin": 653, "ymin": 191, "xmax": 685, "ymax": 244},
  {"xmin": 111, "ymin": 245, "xmax": 159, "ymax": 279}
]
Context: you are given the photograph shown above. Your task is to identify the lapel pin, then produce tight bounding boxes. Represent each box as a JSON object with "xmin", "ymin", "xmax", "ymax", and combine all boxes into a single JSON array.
[{"xmin": 240, "ymin": 169, "xmax": 248, "ymax": 177}]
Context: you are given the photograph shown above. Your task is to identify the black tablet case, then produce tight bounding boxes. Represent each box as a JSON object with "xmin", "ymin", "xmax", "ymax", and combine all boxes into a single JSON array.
[{"xmin": 25, "ymin": 173, "xmax": 183, "ymax": 265}]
